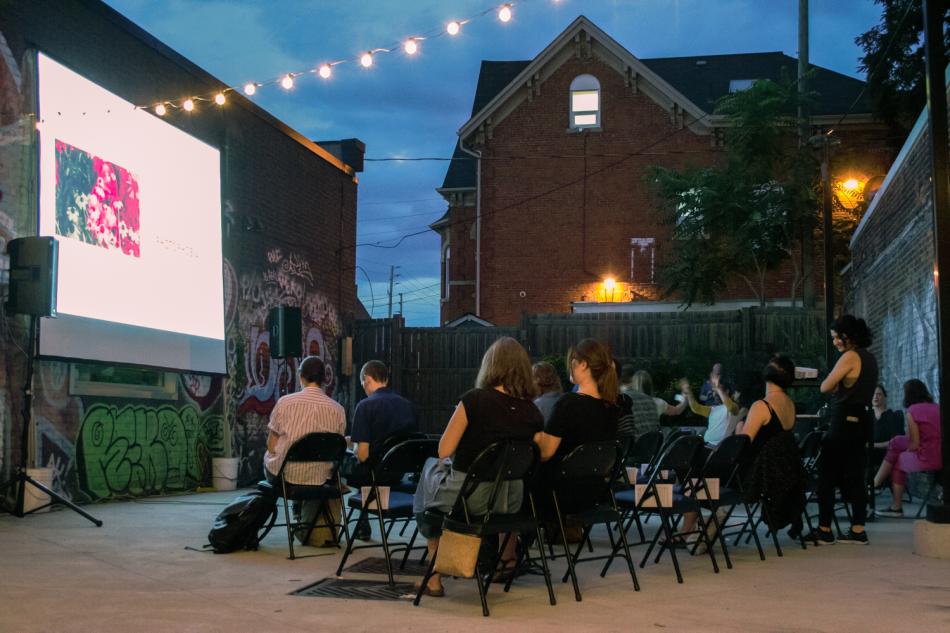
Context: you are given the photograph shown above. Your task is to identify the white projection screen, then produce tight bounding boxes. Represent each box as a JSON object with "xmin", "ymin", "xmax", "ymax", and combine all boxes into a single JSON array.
[{"xmin": 36, "ymin": 53, "xmax": 226, "ymax": 373}]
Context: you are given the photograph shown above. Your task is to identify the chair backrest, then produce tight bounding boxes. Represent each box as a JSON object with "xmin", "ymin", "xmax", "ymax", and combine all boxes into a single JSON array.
[
  {"xmin": 799, "ymin": 430, "xmax": 823, "ymax": 461},
  {"xmin": 701, "ymin": 434, "xmax": 750, "ymax": 484},
  {"xmin": 552, "ymin": 440, "xmax": 620, "ymax": 482},
  {"xmin": 628, "ymin": 431, "xmax": 664, "ymax": 469},
  {"xmin": 651, "ymin": 434, "xmax": 703, "ymax": 483},
  {"xmin": 368, "ymin": 432, "xmax": 426, "ymax": 467},
  {"xmin": 377, "ymin": 438, "xmax": 439, "ymax": 478},
  {"xmin": 283, "ymin": 432, "xmax": 347, "ymax": 464},
  {"xmin": 453, "ymin": 440, "xmax": 539, "ymax": 522}
]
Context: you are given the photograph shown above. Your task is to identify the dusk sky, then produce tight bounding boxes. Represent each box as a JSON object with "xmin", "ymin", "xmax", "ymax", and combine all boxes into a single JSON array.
[{"xmin": 105, "ymin": 0, "xmax": 884, "ymax": 325}]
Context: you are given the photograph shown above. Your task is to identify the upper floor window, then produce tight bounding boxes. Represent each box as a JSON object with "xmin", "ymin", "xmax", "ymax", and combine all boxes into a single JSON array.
[
  {"xmin": 728, "ymin": 79, "xmax": 756, "ymax": 93},
  {"xmin": 441, "ymin": 245, "xmax": 451, "ymax": 300},
  {"xmin": 570, "ymin": 74, "xmax": 600, "ymax": 129}
]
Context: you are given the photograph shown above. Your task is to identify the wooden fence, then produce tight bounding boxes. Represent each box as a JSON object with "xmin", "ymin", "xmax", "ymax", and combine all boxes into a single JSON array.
[{"xmin": 350, "ymin": 308, "xmax": 826, "ymax": 433}]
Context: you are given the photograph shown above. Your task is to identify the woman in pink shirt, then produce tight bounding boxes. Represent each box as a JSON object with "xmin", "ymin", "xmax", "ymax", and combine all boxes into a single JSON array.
[{"xmin": 873, "ymin": 379, "xmax": 942, "ymax": 517}]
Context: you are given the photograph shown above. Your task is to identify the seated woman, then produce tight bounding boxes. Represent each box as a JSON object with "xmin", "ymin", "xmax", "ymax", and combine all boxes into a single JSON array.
[
  {"xmin": 536, "ymin": 339, "xmax": 621, "ymax": 513},
  {"xmin": 631, "ymin": 369, "xmax": 688, "ymax": 419},
  {"xmin": 680, "ymin": 376, "xmax": 740, "ymax": 447},
  {"xmin": 737, "ymin": 355, "xmax": 804, "ymax": 536},
  {"xmin": 412, "ymin": 336, "xmax": 543, "ymax": 597},
  {"xmin": 873, "ymin": 379, "xmax": 942, "ymax": 518},
  {"xmin": 532, "ymin": 361, "xmax": 563, "ymax": 423}
]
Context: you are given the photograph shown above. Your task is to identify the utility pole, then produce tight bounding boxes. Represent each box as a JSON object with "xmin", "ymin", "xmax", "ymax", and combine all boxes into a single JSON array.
[
  {"xmin": 386, "ymin": 265, "xmax": 399, "ymax": 319},
  {"xmin": 399, "ymin": 293, "xmax": 403, "ymax": 316},
  {"xmin": 799, "ymin": 0, "xmax": 816, "ymax": 309},
  {"xmin": 810, "ymin": 134, "xmax": 840, "ymax": 367},
  {"xmin": 922, "ymin": 0, "xmax": 950, "ymax": 525}
]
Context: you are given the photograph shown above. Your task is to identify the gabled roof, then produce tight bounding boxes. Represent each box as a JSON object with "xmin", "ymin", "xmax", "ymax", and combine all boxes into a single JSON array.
[{"xmin": 442, "ymin": 16, "xmax": 872, "ymax": 191}]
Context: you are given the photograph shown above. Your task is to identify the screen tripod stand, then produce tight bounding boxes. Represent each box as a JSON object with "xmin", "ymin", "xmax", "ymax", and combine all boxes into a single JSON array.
[{"xmin": 0, "ymin": 314, "xmax": 101, "ymax": 526}]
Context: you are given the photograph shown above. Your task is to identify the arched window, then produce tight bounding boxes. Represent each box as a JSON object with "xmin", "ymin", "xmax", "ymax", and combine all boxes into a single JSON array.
[
  {"xmin": 441, "ymin": 245, "xmax": 451, "ymax": 300},
  {"xmin": 570, "ymin": 74, "xmax": 601, "ymax": 129}
]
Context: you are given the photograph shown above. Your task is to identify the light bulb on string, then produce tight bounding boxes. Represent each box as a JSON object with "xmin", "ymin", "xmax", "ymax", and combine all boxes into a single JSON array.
[
  {"xmin": 154, "ymin": 103, "xmax": 167, "ymax": 116},
  {"xmin": 360, "ymin": 52, "xmax": 374, "ymax": 68},
  {"xmin": 214, "ymin": 93, "xmax": 226, "ymax": 106},
  {"xmin": 183, "ymin": 99, "xmax": 195, "ymax": 112},
  {"xmin": 403, "ymin": 38, "xmax": 419, "ymax": 55},
  {"xmin": 446, "ymin": 20, "xmax": 461, "ymax": 35},
  {"xmin": 318, "ymin": 64, "xmax": 332, "ymax": 79},
  {"xmin": 498, "ymin": 4, "xmax": 512, "ymax": 22},
  {"xmin": 243, "ymin": 82, "xmax": 257, "ymax": 96},
  {"xmin": 281, "ymin": 74, "xmax": 294, "ymax": 89}
]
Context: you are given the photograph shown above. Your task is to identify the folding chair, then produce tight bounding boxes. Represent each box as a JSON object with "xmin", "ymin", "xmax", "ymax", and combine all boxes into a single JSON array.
[
  {"xmin": 270, "ymin": 432, "xmax": 349, "ymax": 560},
  {"xmin": 611, "ymin": 431, "xmax": 665, "ymax": 544},
  {"xmin": 336, "ymin": 438, "xmax": 438, "ymax": 585},
  {"xmin": 915, "ymin": 469, "xmax": 944, "ymax": 518},
  {"xmin": 547, "ymin": 440, "xmax": 640, "ymax": 602},
  {"xmin": 413, "ymin": 441, "xmax": 555, "ymax": 617}
]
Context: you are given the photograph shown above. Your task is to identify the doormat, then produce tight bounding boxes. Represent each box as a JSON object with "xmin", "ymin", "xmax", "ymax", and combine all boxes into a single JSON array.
[
  {"xmin": 343, "ymin": 556, "xmax": 429, "ymax": 576},
  {"xmin": 291, "ymin": 577, "xmax": 415, "ymax": 601}
]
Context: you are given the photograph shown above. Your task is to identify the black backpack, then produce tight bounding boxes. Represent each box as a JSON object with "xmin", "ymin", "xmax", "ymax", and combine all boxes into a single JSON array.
[{"xmin": 207, "ymin": 489, "xmax": 277, "ymax": 553}]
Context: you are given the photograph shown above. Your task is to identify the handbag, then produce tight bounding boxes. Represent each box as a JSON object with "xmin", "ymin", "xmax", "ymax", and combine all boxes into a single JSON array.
[{"xmin": 434, "ymin": 528, "xmax": 482, "ymax": 578}]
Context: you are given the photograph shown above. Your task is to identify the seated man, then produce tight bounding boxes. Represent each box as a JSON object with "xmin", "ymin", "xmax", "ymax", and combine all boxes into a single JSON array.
[
  {"xmin": 263, "ymin": 356, "xmax": 346, "ymax": 543},
  {"xmin": 350, "ymin": 360, "xmax": 418, "ymax": 467}
]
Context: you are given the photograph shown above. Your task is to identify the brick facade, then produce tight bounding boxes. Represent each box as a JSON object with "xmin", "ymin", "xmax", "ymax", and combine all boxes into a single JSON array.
[
  {"xmin": 436, "ymin": 18, "xmax": 898, "ymax": 326},
  {"xmin": 0, "ymin": 0, "xmax": 359, "ymax": 498}
]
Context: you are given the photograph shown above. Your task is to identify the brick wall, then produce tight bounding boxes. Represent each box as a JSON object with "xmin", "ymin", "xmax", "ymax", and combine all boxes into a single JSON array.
[{"xmin": 0, "ymin": 0, "xmax": 358, "ymax": 497}]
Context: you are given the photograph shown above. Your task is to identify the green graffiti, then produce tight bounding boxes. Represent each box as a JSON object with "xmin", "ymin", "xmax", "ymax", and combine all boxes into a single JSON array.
[{"xmin": 77, "ymin": 403, "xmax": 223, "ymax": 499}]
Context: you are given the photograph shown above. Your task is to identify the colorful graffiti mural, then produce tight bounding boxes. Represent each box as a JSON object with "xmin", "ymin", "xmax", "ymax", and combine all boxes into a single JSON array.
[{"xmin": 77, "ymin": 403, "xmax": 223, "ymax": 499}]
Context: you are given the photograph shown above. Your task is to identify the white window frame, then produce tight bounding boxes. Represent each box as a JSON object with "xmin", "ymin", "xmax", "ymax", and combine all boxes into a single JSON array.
[
  {"xmin": 570, "ymin": 74, "xmax": 601, "ymax": 129},
  {"xmin": 441, "ymin": 245, "xmax": 451, "ymax": 301},
  {"xmin": 630, "ymin": 237, "xmax": 657, "ymax": 285}
]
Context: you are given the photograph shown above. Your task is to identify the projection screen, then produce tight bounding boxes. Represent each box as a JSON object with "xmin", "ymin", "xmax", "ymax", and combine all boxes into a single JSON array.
[{"xmin": 36, "ymin": 53, "xmax": 226, "ymax": 373}]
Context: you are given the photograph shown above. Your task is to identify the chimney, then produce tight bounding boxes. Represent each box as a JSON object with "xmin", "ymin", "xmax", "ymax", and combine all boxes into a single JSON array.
[{"xmin": 316, "ymin": 138, "xmax": 366, "ymax": 172}]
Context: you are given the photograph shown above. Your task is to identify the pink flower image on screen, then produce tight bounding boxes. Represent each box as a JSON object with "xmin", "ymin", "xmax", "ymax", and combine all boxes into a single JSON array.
[{"xmin": 54, "ymin": 140, "xmax": 141, "ymax": 257}]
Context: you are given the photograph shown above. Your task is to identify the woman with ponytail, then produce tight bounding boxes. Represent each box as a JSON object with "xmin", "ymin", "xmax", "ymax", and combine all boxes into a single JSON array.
[
  {"xmin": 812, "ymin": 315, "xmax": 879, "ymax": 545},
  {"xmin": 535, "ymin": 339, "xmax": 621, "ymax": 512}
]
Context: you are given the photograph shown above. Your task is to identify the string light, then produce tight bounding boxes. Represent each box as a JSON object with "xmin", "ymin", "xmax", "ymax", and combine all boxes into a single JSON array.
[
  {"xmin": 446, "ymin": 20, "xmax": 461, "ymax": 35},
  {"xmin": 318, "ymin": 64, "xmax": 332, "ymax": 79},
  {"xmin": 182, "ymin": 98, "xmax": 195, "ymax": 112},
  {"xmin": 154, "ymin": 103, "xmax": 167, "ymax": 116},
  {"xmin": 214, "ymin": 93, "xmax": 226, "ymax": 105},
  {"xmin": 360, "ymin": 52, "xmax": 374, "ymax": 68},
  {"xmin": 243, "ymin": 82, "xmax": 257, "ymax": 96},
  {"xmin": 280, "ymin": 74, "xmax": 294, "ymax": 89},
  {"xmin": 403, "ymin": 38, "xmax": 419, "ymax": 55},
  {"xmin": 498, "ymin": 4, "xmax": 513, "ymax": 22}
]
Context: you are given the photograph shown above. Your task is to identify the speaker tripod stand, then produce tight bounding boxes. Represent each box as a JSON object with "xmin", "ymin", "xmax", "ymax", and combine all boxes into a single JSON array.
[{"xmin": 0, "ymin": 314, "xmax": 101, "ymax": 526}]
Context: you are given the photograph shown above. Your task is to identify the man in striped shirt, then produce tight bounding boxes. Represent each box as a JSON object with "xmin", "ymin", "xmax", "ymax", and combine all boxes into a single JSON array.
[{"xmin": 264, "ymin": 356, "xmax": 346, "ymax": 486}]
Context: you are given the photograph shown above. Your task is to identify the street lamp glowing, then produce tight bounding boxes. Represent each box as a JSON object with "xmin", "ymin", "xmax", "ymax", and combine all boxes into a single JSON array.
[
  {"xmin": 604, "ymin": 277, "xmax": 616, "ymax": 291},
  {"xmin": 842, "ymin": 178, "xmax": 860, "ymax": 191}
]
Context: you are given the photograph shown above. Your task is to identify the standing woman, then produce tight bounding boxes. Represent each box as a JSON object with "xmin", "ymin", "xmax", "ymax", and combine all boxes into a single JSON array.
[{"xmin": 814, "ymin": 315, "xmax": 878, "ymax": 544}]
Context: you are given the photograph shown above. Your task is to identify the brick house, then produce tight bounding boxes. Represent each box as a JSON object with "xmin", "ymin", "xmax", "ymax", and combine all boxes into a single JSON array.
[
  {"xmin": 0, "ymin": 0, "xmax": 362, "ymax": 499},
  {"xmin": 433, "ymin": 16, "xmax": 897, "ymax": 327}
]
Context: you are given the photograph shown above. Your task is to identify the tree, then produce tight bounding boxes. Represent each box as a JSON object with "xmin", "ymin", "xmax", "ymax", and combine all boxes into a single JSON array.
[
  {"xmin": 651, "ymin": 79, "xmax": 816, "ymax": 307},
  {"xmin": 856, "ymin": 0, "xmax": 950, "ymax": 132}
]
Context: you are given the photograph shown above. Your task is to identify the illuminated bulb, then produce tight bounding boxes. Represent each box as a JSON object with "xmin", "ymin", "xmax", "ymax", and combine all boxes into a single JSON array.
[
  {"xmin": 360, "ymin": 52, "xmax": 373, "ymax": 68},
  {"xmin": 403, "ymin": 38, "xmax": 418, "ymax": 55},
  {"xmin": 281, "ymin": 74, "xmax": 294, "ymax": 89},
  {"xmin": 183, "ymin": 99, "xmax": 195, "ymax": 112},
  {"xmin": 446, "ymin": 20, "xmax": 461, "ymax": 35},
  {"xmin": 214, "ymin": 93, "xmax": 226, "ymax": 105},
  {"xmin": 842, "ymin": 178, "xmax": 860, "ymax": 191},
  {"xmin": 243, "ymin": 82, "xmax": 257, "ymax": 95},
  {"xmin": 498, "ymin": 4, "xmax": 512, "ymax": 22},
  {"xmin": 604, "ymin": 277, "xmax": 616, "ymax": 291},
  {"xmin": 154, "ymin": 103, "xmax": 167, "ymax": 116},
  {"xmin": 318, "ymin": 64, "xmax": 332, "ymax": 79}
]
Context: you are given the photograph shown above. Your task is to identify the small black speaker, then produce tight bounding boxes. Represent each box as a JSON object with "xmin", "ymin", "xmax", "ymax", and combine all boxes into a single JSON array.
[
  {"xmin": 267, "ymin": 305, "xmax": 301, "ymax": 359},
  {"xmin": 6, "ymin": 236, "xmax": 58, "ymax": 317}
]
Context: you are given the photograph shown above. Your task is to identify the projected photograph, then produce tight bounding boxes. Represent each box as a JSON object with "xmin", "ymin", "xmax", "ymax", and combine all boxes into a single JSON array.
[{"xmin": 55, "ymin": 139, "xmax": 141, "ymax": 258}]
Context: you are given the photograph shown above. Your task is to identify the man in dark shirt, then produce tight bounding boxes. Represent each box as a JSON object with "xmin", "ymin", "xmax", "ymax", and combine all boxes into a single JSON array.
[{"xmin": 351, "ymin": 360, "xmax": 418, "ymax": 464}]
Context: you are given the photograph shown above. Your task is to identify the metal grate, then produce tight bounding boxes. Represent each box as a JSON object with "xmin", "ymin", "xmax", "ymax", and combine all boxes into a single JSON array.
[
  {"xmin": 342, "ymin": 556, "xmax": 429, "ymax": 577},
  {"xmin": 291, "ymin": 577, "xmax": 415, "ymax": 601}
]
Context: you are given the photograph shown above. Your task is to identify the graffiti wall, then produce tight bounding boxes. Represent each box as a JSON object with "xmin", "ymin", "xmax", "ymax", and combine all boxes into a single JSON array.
[{"xmin": 226, "ymin": 248, "xmax": 341, "ymax": 486}]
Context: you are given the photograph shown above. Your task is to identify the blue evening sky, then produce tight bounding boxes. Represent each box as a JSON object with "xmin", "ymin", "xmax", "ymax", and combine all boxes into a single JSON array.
[{"xmin": 105, "ymin": 0, "xmax": 883, "ymax": 325}]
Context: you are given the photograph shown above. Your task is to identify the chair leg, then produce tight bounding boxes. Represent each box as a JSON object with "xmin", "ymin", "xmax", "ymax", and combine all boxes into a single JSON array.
[
  {"xmin": 413, "ymin": 543, "xmax": 439, "ymax": 608},
  {"xmin": 400, "ymin": 525, "xmax": 419, "ymax": 570},
  {"xmin": 762, "ymin": 505, "xmax": 783, "ymax": 557},
  {"xmin": 613, "ymin": 517, "xmax": 640, "ymax": 591},
  {"xmin": 553, "ymin": 494, "xmax": 582, "ymax": 602},
  {"xmin": 694, "ymin": 511, "xmax": 720, "ymax": 574},
  {"xmin": 916, "ymin": 479, "xmax": 936, "ymax": 519},
  {"xmin": 561, "ymin": 525, "xmax": 591, "ymax": 584},
  {"xmin": 282, "ymin": 496, "xmax": 296, "ymax": 560},
  {"xmin": 531, "ymin": 510, "xmax": 557, "ymax": 606},
  {"xmin": 639, "ymin": 514, "xmax": 663, "ymax": 569},
  {"xmin": 335, "ymin": 507, "xmax": 363, "ymax": 576},
  {"xmin": 375, "ymin": 508, "xmax": 395, "ymax": 586},
  {"xmin": 709, "ymin": 508, "xmax": 732, "ymax": 570}
]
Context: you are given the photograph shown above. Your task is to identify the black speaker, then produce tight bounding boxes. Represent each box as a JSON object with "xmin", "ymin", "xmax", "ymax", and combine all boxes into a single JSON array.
[
  {"xmin": 6, "ymin": 236, "xmax": 58, "ymax": 317},
  {"xmin": 267, "ymin": 305, "xmax": 301, "ymax": 359}
]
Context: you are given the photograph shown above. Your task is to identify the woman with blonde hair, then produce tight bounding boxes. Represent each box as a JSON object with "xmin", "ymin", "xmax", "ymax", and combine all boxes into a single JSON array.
[{"xmin": 413, "ymin": 337, "xmax": 543, "ymax": 596}]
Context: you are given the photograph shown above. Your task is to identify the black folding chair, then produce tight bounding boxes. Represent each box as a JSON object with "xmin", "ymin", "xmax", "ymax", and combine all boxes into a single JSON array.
[
  {"xmin": 413, "ymin": 441, "xmax": 555, "ymax": 617},
  {"xmin": 336, "ymin": 438, "xmax": 438, "ymax": 585},
  {"xmin": 548, "ymin": 440, "xmax": 640, "ymax": 602},
  {"xmin": 270, "ymin": 432, "xmax": 349, "ymax": 560},
  {"xmin": 611, "ymin": 431, "xmax": 665, "ymax": 544}
]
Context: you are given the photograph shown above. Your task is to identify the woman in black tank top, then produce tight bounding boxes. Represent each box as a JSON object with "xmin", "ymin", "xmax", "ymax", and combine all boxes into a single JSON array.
[{"xmin": 813, "ymin": 315, "xmax": 878, "ymax": 545}]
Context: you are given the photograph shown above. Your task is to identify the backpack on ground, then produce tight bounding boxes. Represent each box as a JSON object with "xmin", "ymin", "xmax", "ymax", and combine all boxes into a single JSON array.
[{"xmin": 207, "ymin": 489, "xmax": 277, "ymax": 553}]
